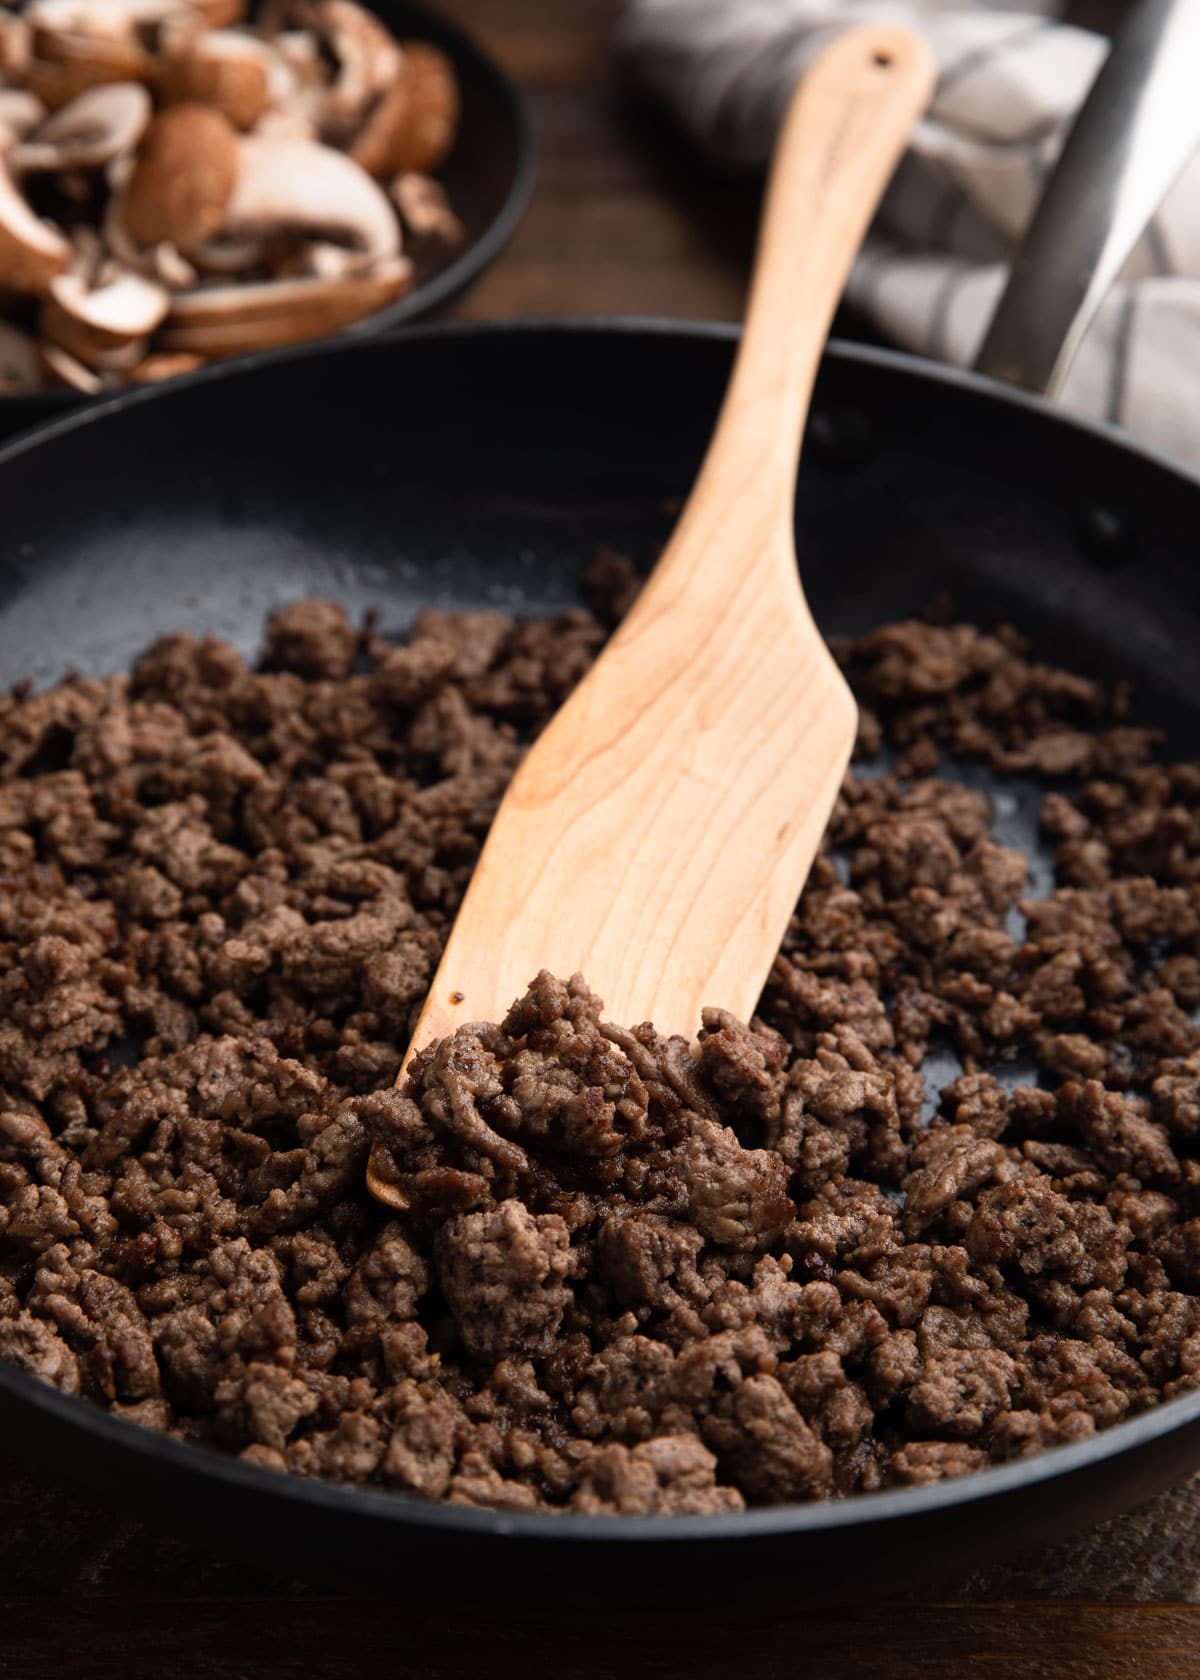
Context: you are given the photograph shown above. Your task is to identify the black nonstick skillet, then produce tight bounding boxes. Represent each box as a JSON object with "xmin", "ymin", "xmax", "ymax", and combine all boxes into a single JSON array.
[{"xmin": 0, "ymin": 0, "xmax": 1198, "ymax": 1603}]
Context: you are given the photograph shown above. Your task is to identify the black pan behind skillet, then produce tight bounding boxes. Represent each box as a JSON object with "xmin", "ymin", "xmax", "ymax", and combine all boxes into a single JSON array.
[
  {"xmin": 0, "ymin": 321, "xmax": 1197, "ymax": 1599},
  {"xmin": 0, "ymin": 0, "xmax": 535, "ymax": 444}
]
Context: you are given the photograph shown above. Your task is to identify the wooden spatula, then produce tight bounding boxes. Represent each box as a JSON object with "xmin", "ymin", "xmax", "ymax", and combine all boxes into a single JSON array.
[{"xmin": 367, "ymin": 25, "xmax": 935, "ymax": 1210}]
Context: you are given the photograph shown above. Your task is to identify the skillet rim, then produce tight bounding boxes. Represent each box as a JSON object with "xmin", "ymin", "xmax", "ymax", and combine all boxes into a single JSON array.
[
  {"xmin": 1, "ymin": 316, "xmax": 1199, "ymax": 1546},
  {"xmin": 4, "ymin": 315, "xmax": 1200, "ymax": 494}
]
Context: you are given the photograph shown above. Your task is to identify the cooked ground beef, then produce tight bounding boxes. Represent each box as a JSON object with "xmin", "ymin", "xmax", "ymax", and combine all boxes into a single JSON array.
[{"xmin": 2, "ymin": 564, "xmax": 1200, "ymax": 1517}]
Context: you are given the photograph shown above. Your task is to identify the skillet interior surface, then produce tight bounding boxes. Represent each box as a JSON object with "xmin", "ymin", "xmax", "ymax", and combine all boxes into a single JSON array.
[{"xmin": 0, "ymin": 321, "xmax": 1198, "ymax": 1598}]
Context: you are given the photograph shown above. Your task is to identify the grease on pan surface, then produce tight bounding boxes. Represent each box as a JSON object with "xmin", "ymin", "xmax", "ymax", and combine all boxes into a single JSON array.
[{"xmin": 2, "ymin": 556, "xmax": 1200, "ymax": 1515}]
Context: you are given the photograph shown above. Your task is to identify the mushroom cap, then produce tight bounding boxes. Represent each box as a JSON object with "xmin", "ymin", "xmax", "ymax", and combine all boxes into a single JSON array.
[
  {"xmin": 224, "ymin": 135, "xmax": 400, "ymax": 263},
  {"xmin": 11, "ymin": 81, "xmax": 151, "ymax": 173},
  {"xmin": 0, "ymin": 156, "xmax": 72, "ymax": 294},
  {"xmin": 162, "ymin": 255, "xmax": 412, "ymax": 351},
  {"xmin": 351, "ymin": 43, "xmax": 459, "ymax": 179},
  {"xmin": 158, "ymin": 29, "xmax": 279, "ymax": 130},
  {"xmin": 122, "ymin": 103, "xmax": 240, "ymax": 250}
]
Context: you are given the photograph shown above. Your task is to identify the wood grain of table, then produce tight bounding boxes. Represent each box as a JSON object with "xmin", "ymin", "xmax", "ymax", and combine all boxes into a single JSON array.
[{"xmin": 8, "ymin": 0, "xmax": 1195, "ymax": 1674}]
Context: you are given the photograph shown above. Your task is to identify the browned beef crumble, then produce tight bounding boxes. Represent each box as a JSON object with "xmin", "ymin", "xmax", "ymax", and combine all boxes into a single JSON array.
[{"xmin": 2, "ymin": 569, "xmax": 1200, "ymax": 1517}]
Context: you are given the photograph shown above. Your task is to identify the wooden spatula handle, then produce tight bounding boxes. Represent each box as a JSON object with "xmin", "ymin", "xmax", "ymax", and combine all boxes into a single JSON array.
[
  {"xmin": 367, "ymin": 27, "xmax": 934, "ymax": 1209},
  {"xmin": 628, "ymin": 26, "xmax": 937, "ymax": 619}
]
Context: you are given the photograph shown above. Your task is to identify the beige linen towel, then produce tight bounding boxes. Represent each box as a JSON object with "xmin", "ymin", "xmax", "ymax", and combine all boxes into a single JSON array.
[{"xmin": 621, "ymin": 0, "xmax": 1200, "ymax": 466}]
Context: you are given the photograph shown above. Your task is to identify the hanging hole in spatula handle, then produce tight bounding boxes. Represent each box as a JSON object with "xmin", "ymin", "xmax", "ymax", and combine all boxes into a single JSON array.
[{"xmin": 687, "ymin": 24, "xmax": 936, "ymax": 544}]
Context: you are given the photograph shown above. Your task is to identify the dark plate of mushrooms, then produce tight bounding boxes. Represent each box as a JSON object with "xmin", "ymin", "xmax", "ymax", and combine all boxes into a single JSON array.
[{"xmin": 0, "ymin": 0, "xmax": 533, "ymax": 430}]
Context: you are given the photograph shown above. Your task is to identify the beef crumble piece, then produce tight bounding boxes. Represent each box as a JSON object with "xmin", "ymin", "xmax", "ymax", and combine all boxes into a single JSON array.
[{"xmin": 3, "ymin": 589, "xmax": 1200, "ymax": 1515}]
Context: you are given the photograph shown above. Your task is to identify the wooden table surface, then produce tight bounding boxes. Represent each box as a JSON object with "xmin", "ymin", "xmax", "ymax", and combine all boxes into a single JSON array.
[{"xmin": 9, "ymin": 0, "xmax": 1195, "ymax": 1674}]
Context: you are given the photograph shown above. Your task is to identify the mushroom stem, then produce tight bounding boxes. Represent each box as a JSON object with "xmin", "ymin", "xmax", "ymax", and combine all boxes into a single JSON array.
[{"xmin": 0, "ymin": 156, "xmax": 71, "ymax": 293}]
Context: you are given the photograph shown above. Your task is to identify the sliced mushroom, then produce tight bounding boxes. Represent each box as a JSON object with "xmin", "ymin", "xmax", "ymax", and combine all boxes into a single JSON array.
[
  {"xmin": 42, "ymin": 311, "xmax": 149, "ymax": 369},
  {"xmin": 122, "ymin": 103, "xmax": 240, "ymax": 249},
  {"xmin": 0, "ymin": 157, "xmax": 71, "ymax": 294},
  {"xmin": 24, "ymin": 56, "xmax": 127, "ymax": 111},
  {"xmin": 187, "ymin": 233, "xmax": 267, "ymax": 275},
  {"xmin": 303, "ymin": 0, "xmax": 402, "ymax": 140},
  {"xmin": 67, "ymin": 221, "xmax": 107, "ymax": 283},
  {"xmin": 153, "ymin": 242, "xmax": 198, "ymax": 288},
  {"xmin": 351, "ymin": 44, "xmax": 458, "ymax": 179},
  {"xmin": 158, "ymin": 30, "xmax": 280, "ymax": 130},
  {"xmin": 286, "ymin": 239, "xmax": 371, "ymax": 280},
  {"xmin": 0, "ymin": 92, "xmax": 48, "ymax": 154},
  {"xmin": 0, "ymin": 13, "xmax": 33, "ymax": 80},
  {"xmin": 11, "ymin": 82, "xmax": 151, "ymax": 174},
  {"xmin": 191, "ymin": 0, "xmax": 248, "ymax": 26},
  {"xmin": 391, "ymin": 171, "xmax": 464, "ymax": 248},
  {"xmin": 24, "ymin": 0, "xmax": 203, "ymax": 42},
  {"xmin": 28, "ymin": 3, "xmax": 157, "ymax": 87},
  {"xmin": 0, "ymin": 0, "xmax": 459, "ymax": 393},
  {"xmin": 0, "ymin": 322, "xmax": 44, "ymax": 393},
  {"xmin": 43, "ymin": 265, "xmax": 169, "ymax": 365},
  {"xmin": 161, "ymin": 256, "xmax": 411, "ymax": 352},
  {"xmin": 252, "ymin": 103, "xmax": 319, "ymax": 143},
  {"xmin": 272, "ymin": 28, "xmax": 325, "ymax": 89},
  {"xmin": 223, "ymin": 136, "xmax": 399, "ymax": 264},
  {"xmin": 41, "ymin": 339, "xmax": 102, "ymax": 392},
  {"xmin": 127, "ymin": 348, "xmax": 204, "ymax": 381}
]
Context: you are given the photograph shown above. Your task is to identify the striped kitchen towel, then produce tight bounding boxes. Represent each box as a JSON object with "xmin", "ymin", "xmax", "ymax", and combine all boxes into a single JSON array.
[{"xmin": 620, "ymin": 0, "xmax": 1200, "ymax": 468}]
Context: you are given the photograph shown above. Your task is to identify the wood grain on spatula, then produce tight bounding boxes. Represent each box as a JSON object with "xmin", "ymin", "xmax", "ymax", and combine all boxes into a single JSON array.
[{"xmin": 368, "ymin": 26, "xmax": 936, "ymax": 1209}]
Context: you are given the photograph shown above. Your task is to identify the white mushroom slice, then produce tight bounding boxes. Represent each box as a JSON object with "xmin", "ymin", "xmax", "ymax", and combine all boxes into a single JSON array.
[
  {"xmin": 0, "ymin": 322, "xmax": 44, "ymax": 393},
  {"xmin": 186, "ymin": 233, "xmax": 267, "ymax": 274},
  {"xmin": 0, "ymin": 93, "xmax": 48, "ymax": 153},
  {"xmin": 41, "ymin": 339, "xmax": 102, "ymax": 392},
  {"xmin": 27, "ymin": 0, "xmax": 165, "ymax": 33},
  {"xmin": 45, "ymin": 266, "xmax": 170, "ymax": 357},
  {"xmin": 68, "ymin": 221, "xmax": 107, "ymax": 283},
  {"xmin": 351, "ymin": 44, "xmax": 459, "ymax": 179},
  {"xmin": 272, "ymin": 30, "xmax": 326, "ymax": 90},
  {"xmin": 223, "ymin": 137, "xmax": 400, "ymax": 264},
  {"xmin": 11, "ymin": 82, "xmax": 151, "ymax": 173},
  {"xmin": 286, "ymin": 239, "xmax": 371, "ymax": 280},
  {"xmin": 252, "ymin": 103, "xmax": 319, "ymax": 143},
  {"xmin": 99, "ymin": 191, "xmax": 198, "ymax": 289},
  {"xmin": 0, "ymin": 13, "xmax": 33, "ymax": 79},
  {"xmin": 191, "ymin": 0, "xmax": 247, "ymax": 26},
  {"xmin": 158, "ymin": 30, "xmax": 280, "ymax": 130},
  {"xmin": 42, "ymin": 308, "xmax": 150, "ymax": 370},
  {"xmin": 153, "ymin": 241, "xmax": 197, "ymax": 289},
  {"xmin": 391, "ymin": 172, "xmax": 464, "ymax": 247},
  {"xmin": 161, "ymin": 256, "xmax": 412, "ymax": 352},
  {"xmin": 0, "ymin": 157, "xmax": 71, "ymax": 294},
  {"xmin": 32, "ymin": 30, "xmax": 155, "ymax": 89},
  {"xmin": 25, "ymin": 0, "xmax": 204, "ymax": 40},
  {"xmin": 305, "ymin": 0, "xmax": 402, "ymax": 136},
  {"xmin": 127, "ymin": 348, "xmax": 204, "ymax": 382},
  {"xmin": 24, "ymin": 55, "xmax": 137, "ymax": 112}
]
